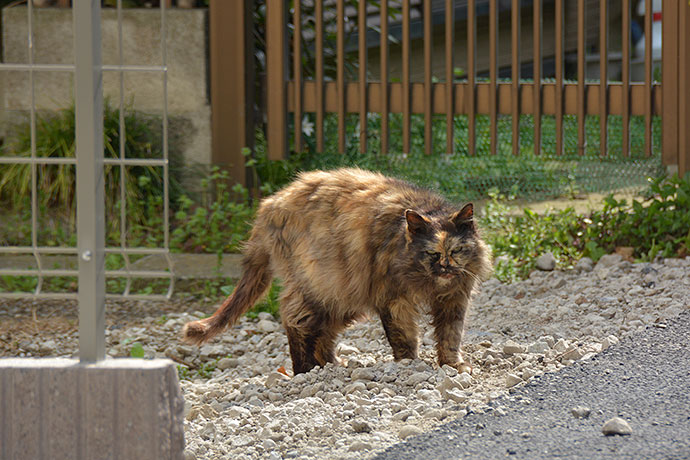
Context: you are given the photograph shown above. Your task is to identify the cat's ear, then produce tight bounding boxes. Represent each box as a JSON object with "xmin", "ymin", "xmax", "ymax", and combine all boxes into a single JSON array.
[
  {"xmin": 405, "ymin": 210, "xmax": 431, "ymax": 235},
  {"xmin": 450, "ymin": 203, "xmax": 474, "ymax": 232}
]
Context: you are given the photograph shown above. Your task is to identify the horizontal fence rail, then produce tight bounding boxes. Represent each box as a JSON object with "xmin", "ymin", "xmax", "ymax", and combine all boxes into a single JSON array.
[{"xmin": 260, "ymin": 0, "xmax": 689, "ymax": 172}]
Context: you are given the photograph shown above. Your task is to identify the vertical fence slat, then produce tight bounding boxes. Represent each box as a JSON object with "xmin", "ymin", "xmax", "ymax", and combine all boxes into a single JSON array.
[
  {"xmin": 599, "ymin": 0, "xmax": 608, "ymax": 157},
  {"xmin": 211, "ymin": 0, "xmax": 254, "ymax": 180},
  {"xmin": 555, "ymin": 0, "xmax": 563, "ymax": 155},
  {"xmin": 424, "ymin": 0, "xmax": 433, "ymax": 155},
  {"xmin": 359, "ymin": 0, "xmax": 368, "ymax": 154},
  {"xmin": 315, "ymin": 0, "xmax": 325, "ymax": 152},
  {"xmin": 266, "ymin": 0, "xmax": 287, "ymax": 160},
  {"xmin": 621, "ymin": 0, "xmax": 630, "ymax": 158},
  {"xmin": 380, "ymin": 0, "xmax": 389, "ymax": 154},
  {"xmin": 577, "ymin": 0, "xmax": 586, "ymax": 155},
  {"xmin": 337, "ymin": 0, "xmax": 346, "ymax": 154},
  {"xmin": 679, "ymin": 2, "xmax": 690, "ymax": 176},
  {"xmin": 511, "ymin": 0, "xmax": 520, "ymax": 156},
  {"xmin": 532, "ymin": 0, "xmax": 542, "ymax": 155},
  {"xmin": 643, "ymin": 0, "xmax": 653, "ymax": 158},
  {"xmin": 294, "ymin": 0, "xmax": 303, "ymax": 153},
  {"xmin": 662, "ymin": 0, "xmax": 677, "ymax": 170},
  {"xmin": 445, "ymin": 0, "xmax": 454, "ymax": 154},
  {"xmin": 489, "ymin": 0, "xmax": 498, "ymax": 155},
  {"xmin": 74, "ymin": 0, "xmax": 105, "ymax": 362},
  {"xmin": 402, "ymin": 0, "xmax": 411, "ymax": 154},
  {"xmin": 467, "ymin": 0, "xmax": 476, "ymax": 156}
]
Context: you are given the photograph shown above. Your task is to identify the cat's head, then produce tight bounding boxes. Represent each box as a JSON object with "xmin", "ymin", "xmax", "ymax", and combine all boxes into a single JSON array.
[{"xmin": 404, "ymin": 203, "xmax": 491, "ymax": 284}]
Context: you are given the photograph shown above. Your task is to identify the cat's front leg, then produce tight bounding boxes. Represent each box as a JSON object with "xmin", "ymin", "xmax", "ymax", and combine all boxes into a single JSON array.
[
  {"xmin": 431, "ymin": 299, "xmax": 471, "ymax": 374},
  {"xmin": 378, "ymin": 301, "xmax": 419, "ymax": 361}
]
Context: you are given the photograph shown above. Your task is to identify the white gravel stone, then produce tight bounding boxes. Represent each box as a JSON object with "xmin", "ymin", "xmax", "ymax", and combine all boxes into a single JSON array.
[
  {"xmin": 348, "ymin": 441, "xmax": 372, "ymax": 452},
  {"xmin": 443, "ymin": 388, "xmax": 469, "ymax": 404},
  {"xmin": 399, "ymin": 425, "xmax": 424, "ymax": 439},
  {"xmin": 503, "ymin": 340, "xmax": 526, "ymax": 355},
  {"xmin": 527, "ymin": 341, "xmax": 550, "ymax": 354},
  {"xmin": 536, "ymin": 252, "xmax": 557, "ymax": 271},
  {"xmin": 351, "ymin": 368, "xmax": 375, "ymax": 381},
  {"xmin": 571, "ymin": 406, "xmax": 591, "ymax": 419},
  {"xmin": 602, "ymin": 417, "xmax": 633, "ymax": 435},
  {"xmin": 257, "ymin": 319, "xmax": 280, "ymax": 333},
  {"xmin": 505, "ymin": 374, "xmax": 523, "ymax": 387},
  {"xmin": 575, "ymin": 257, "xmax": 594, "ymax": 272},
  {"xmin": 337, "ymin": 343, "xmax": 360, "ymax": 355},
  {"xmin": 217, "ymin": 357, "xmax": 240, "ymax": 370},
  {"xmin": 406, "ymin": 372, "xmax": 432, "ymax": 386}
]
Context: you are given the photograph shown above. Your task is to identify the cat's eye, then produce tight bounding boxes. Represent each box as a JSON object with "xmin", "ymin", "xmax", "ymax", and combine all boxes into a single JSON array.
[
  {"xmin": 426, "ymin": 251, "xmax": 441, "ymax": 258},
  {"xmin": 451, "ymin": 248, "xmax": 465, "ymax": 256}
]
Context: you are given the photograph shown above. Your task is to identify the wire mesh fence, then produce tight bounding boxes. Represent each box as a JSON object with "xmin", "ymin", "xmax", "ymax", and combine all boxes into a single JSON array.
[{"xmin": 0, "ymin": 2, "xmax": 173, "ymax": 301}]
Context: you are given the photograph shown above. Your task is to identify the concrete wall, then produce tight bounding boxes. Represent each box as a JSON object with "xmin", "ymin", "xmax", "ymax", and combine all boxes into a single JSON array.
[{"xmin": 1, "ymin": 6, "xmax": 210, "ymax": 168}]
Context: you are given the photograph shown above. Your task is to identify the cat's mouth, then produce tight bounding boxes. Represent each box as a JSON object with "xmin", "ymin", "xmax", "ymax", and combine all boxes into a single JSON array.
[{"xmin": 438, "ymin": 273, "xmax": 454, "ymax": 280}]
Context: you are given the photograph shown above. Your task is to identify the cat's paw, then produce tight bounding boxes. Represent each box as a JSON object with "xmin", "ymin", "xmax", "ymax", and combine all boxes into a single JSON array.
[{"xmin": 455, "ymin": 361, "xmax": 472, "ymax": 375}]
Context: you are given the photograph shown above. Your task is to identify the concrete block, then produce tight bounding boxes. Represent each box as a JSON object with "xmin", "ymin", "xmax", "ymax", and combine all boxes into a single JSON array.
[{"xmin": 0, "ymin": 358, "xmax": 184, "ymax": 460}]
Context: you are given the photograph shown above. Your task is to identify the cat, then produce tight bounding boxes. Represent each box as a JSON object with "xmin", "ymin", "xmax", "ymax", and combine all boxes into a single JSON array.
[{"xmin": 182, "ymin": 168, "xmax": 492, "ymax": 374}]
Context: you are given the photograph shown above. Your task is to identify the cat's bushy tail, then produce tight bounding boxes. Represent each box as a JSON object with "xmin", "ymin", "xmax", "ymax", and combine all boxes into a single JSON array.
[{"xmin": 182, "ymin": 240, "xmax": 272, "ymax": 345}]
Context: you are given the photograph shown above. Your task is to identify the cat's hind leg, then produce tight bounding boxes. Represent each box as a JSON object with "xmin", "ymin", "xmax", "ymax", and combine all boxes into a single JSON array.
[
  {"xmin": 378, "ymin": 300, "xmax": 420, "ymax": 361},
  {"xmin": 280, "ymin": 289, "xmax": 343, "ymax": 374}
]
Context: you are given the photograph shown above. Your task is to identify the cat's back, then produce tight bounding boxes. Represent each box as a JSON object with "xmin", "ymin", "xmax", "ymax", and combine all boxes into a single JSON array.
[{"xmin": 260, "ymin": 167, "xmax": 442, "ymax": 218}]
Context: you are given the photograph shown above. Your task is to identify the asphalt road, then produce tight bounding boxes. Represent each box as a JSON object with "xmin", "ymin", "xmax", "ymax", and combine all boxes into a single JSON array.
[{"xmin": 375, "ymin": 310, "xmax": 690, "ymax": 460}]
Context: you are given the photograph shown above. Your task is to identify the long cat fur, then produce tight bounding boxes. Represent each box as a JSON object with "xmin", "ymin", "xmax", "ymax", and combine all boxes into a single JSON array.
[{"xmin": 182, "ymin": 168, "xmax": 492, "ymax": 374}]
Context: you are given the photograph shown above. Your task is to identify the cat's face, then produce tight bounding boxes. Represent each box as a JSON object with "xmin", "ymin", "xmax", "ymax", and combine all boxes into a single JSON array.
[{"xmin": 405, "ymin": 204, "xmax": 485, "ymax": 283}]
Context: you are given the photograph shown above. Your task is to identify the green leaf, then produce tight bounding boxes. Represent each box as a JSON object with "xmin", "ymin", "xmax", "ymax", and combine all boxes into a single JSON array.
[{"xmin": 130, "ymin": 342, "xmax": 145, "ymax": 358}]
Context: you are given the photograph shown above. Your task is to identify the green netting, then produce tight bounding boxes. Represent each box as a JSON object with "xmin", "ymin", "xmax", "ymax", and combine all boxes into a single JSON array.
[{"xmin": 291, "ymin": 111, "xmax": 664, "ymax": 202}]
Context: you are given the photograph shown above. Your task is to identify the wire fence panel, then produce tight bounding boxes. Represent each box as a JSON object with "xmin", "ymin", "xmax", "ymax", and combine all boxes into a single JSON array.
[{"xmin": 0, "ymin": 2, "xmax": 174, "ymax": 302}]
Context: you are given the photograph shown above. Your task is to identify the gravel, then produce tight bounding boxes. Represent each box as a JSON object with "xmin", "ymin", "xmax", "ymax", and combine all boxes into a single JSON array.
[{"xmin": 1, "ymin": 256, "xmax": 689, "ymax": 459}]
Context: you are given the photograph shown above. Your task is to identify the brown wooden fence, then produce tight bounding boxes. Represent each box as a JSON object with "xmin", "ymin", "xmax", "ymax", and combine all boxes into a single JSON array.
[{"xmin": 212, "ymin": 0, "xmax": 690, "ymax": 185}]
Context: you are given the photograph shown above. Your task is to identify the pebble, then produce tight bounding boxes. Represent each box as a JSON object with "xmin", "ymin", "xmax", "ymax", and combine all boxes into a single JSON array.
[
  {"xmin": 351, "ymin": 368, "xmax": 375, "ymax": 381},
  {"xmin": 571, "ymin": 406, "xmax": 591, "ymax": 419},
  {"xmin": 406, "ymin": 372, "xmax": 432, "ymax": 386},
  {"xmin": 536, "ymin": 252, "xmax": 557, "ymax": 271},
  {"xmin": 348, "ymin": 441, "xmax": 372, "ymax": 452},
  {"xmin": 399, "ymin": 425, "xmax": 423, "ymax": 439},
  {"xmin": 505, "ymin": 374, "xmax": 523, "ymax": 387},
  {"xmin": 602, "ymin": 417, "xmax": 633, "ymax": 436},
  {"xmin": 503, "ymin": 340, "xmax": 526, "ymax": 355},
  {"xmin": 575, "ymin": 257, "xmax": 594, "ymax": 272},
  {"xmin": 351, "ymin": 420, "xmax": 372, "ymax": 433},
  {"xmin": 257, "ymin": 319, "xmax": 280, "ymax": 333},
  {"xmin": 217, "ymin": 357, "xmax": 240, "ymax": 370}
]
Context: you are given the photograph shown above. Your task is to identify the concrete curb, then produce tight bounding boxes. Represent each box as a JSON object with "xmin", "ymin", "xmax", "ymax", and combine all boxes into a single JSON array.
[{"xmin": 0, "ymin": 358, "xmax": 184, "ymax": 460}]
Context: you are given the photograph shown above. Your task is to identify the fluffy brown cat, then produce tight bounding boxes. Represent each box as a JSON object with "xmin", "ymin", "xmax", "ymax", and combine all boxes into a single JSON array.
[{"xmin": 182, "ymin": 168, "xmax": 492, "ymax": 374}]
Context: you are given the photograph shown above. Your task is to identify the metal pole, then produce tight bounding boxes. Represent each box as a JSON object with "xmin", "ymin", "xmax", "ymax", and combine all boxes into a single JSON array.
[{"xmin": 74, "ymin": 0, "xmax": 105, "ymax": 362}]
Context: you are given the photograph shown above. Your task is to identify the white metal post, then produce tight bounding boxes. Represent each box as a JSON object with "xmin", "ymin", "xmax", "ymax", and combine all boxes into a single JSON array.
[{"xmin": 74, "ymin": 0, "xmax": 105, "ymax": 362}]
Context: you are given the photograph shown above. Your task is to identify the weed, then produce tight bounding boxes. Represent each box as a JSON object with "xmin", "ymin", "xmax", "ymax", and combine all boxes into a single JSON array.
[
  {"xmin": 171, "ymin": 167, "xmax": 254, "ymax": 254},
  {"xmin": 129, "ymin": 342, "xmax": 145, "ymax": 358}
]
